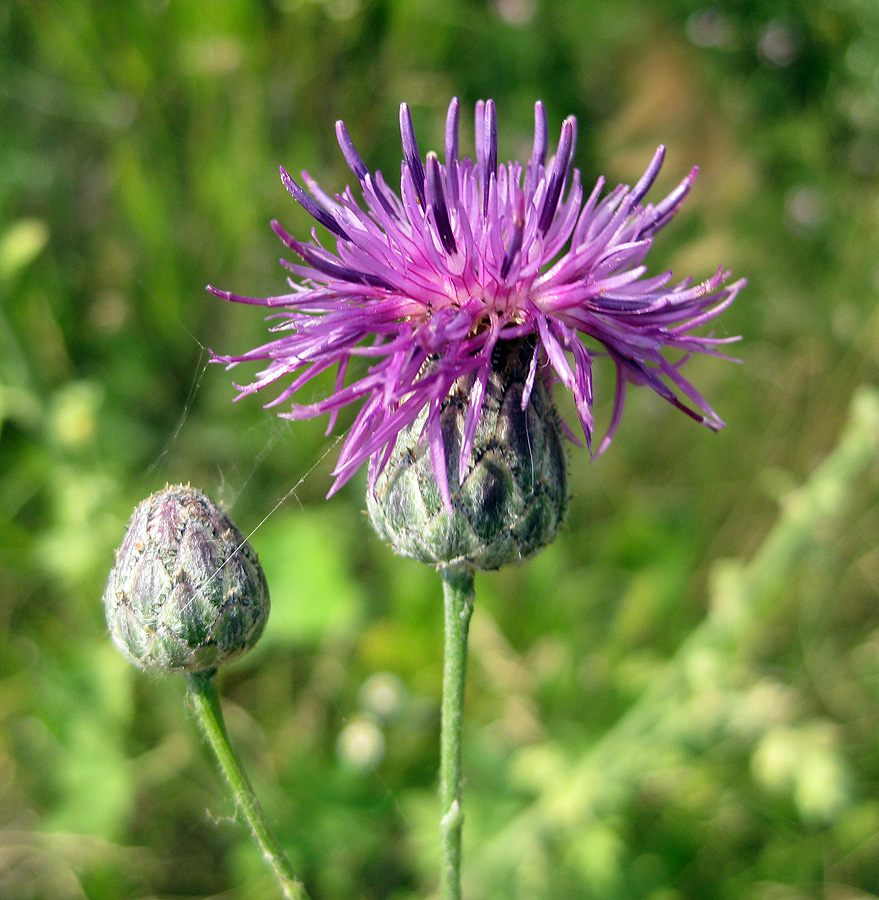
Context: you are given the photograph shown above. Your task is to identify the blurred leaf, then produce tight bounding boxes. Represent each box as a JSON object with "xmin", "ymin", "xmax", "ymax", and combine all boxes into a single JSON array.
[
  {"xmin": 0, "ymin": 219, "xmax": 48, "ymax": 282},
  {"xmin": 41, "ymin": 645, "xmax": 135, "ymax": 840},
  {"xmin": 255, "ymin": 506, "xmax": 366, "ymax": 645}
]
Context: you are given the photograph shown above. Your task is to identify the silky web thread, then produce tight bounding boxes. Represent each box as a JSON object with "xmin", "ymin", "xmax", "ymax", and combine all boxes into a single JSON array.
[
  {"xmin": 142, "ymin": 345, "xmax": 344, "ymax": 632},
  {"xmin": 147, "ymin": 352, "xmax": 416, "ymax": 825},
  {"xmin": 146, "ymin": 341, "xmax": 208, "ymax": 477}
]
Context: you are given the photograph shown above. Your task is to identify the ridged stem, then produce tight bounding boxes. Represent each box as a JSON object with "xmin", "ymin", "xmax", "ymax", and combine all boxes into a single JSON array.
[
  {"xmin": 439, "ymin": 566, "xmax": 475, "ymax": 900},
  {"xmin": 186, "ymin": 670, "xmax": 308, "ymax": 900}
]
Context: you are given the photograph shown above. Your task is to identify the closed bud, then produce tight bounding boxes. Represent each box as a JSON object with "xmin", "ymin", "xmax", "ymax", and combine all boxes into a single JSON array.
[
  {"xmin": 104, "ymin": 484, "xmax": 269, "ymax": 673},
  {"xmin": 367, "ymin": 338, "xmax": 568, "ymax": 570}
]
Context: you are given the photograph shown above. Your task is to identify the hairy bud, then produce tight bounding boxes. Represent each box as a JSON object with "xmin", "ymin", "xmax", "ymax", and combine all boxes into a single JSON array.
[
  {"xmin": 104, "ymin": 484, "xmax": 268, "ymax": 672},
  {"xmin": 367, "ymin": 338, "xmax": 568, "ymax": 570}
]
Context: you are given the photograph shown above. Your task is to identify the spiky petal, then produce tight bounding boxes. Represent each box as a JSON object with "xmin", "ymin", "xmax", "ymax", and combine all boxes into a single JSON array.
[{"xmin": 210, "ymin": 99, "xmax": 744, "ymax": 500}]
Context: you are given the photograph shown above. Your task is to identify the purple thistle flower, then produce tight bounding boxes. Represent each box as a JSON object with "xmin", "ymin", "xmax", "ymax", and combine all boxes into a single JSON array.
[{"xmin": 210, "ymin": 98, "xmax": 743, "ymax": 507}]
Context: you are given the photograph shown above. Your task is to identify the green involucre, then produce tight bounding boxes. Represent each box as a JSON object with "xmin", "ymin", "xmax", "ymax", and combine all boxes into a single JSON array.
[
  {"xmin": 104, "ymin": 484, "xmax": 268, "ymax": 672},
  {"xmin": 368, "ymin": 338, "xmax": 568, "ymax": 570}
]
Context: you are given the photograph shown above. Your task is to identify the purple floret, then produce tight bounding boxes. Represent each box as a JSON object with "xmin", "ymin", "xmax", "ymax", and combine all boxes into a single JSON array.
[{"xmin": 210, "ymin": 98, "xmax": 744, "ymax": 502}]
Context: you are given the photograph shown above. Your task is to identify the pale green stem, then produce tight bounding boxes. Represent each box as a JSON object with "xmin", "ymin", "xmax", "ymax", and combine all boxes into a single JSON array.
[
  {"xmin": 186, "ymin": 670, "xmax": 308, "ymax": 900},
  {"xmin": 439, "ymin": 566, "xmax": 475, "ymax": 900}
]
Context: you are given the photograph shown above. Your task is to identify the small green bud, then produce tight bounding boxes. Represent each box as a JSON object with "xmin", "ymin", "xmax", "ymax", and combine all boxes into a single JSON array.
[
  {"xmin": 367, "ymin": 338, "xmax": 568, "ymax": 570},
  {"xmin": 104, "ymin": 484, "xmax": 269, "ymax": 673}
]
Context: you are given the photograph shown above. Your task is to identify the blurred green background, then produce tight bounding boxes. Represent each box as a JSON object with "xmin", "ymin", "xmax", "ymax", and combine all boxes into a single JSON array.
[{"xmin": 3, "ymin": 0, "xmax": 879, "ymax": 897}]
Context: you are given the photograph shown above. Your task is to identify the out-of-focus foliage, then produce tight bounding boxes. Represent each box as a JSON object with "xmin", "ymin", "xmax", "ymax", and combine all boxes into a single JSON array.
[{"xmin": 2, "ymin": 0, "xmax": 879, "ymax": 897}]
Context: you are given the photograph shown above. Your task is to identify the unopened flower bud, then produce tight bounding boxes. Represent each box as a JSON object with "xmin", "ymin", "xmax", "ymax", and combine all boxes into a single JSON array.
[
  {"xmin": 367, "ymin": 338, "xmax": 568, "ymax": 570},
  {"xmin": 104, "ymin": 484, "xmax": 269, "ymax": 672}
]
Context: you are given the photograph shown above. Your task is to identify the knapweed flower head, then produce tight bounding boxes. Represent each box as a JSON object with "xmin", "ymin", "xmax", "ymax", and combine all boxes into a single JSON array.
[
  {"xmin": 104, "ymin": 484, "xmax": 269, "ymax": 672},
  {"xmin": 211, "ymin": 98, "xmax": 743, "ymax": 519}
]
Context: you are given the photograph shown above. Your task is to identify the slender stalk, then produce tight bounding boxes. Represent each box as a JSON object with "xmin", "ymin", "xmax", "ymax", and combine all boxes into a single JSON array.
[
  {"xmin": 186, "ymin": 670, "xmax": 308, "ymax": 900},
  {"xmin": 438, "ymin": 566, "xmax": 475, "ymax": 900}
]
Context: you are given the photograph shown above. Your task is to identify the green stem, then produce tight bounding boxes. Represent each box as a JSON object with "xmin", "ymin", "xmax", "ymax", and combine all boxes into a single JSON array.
[
  {"xmin": 186, "ymin": 670, "xmax": 308, "ymax": 900},
  {"xmin": 439, "ymin": 566, "xmax": 475, "ymax": 900}
]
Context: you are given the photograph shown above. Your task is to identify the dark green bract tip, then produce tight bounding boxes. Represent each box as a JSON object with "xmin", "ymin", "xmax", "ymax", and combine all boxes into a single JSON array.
[
  {"xmin": 367, "ymin": 338, "xmax": 568, "ymax": 571},
  {"xmin": 104, "ymin": 484, "xmax": 269, "ymax": 673}
]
